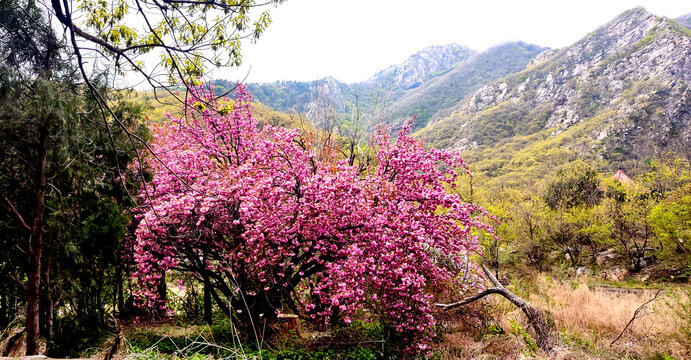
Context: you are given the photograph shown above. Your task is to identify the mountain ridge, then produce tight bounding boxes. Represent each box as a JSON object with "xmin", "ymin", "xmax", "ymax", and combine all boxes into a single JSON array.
[
  {"xmin": 367, "ymin": 43, "xmax": 476, "ymax": 89},
  {"xmin": 220, "ymin": 41, "xmax": 544, "ymax": 130},
  {"xmin": 415, "ymin": 7, "xmax": 690, "ymax": 185},
  {"xmin": 386, "ymin": 41, "xmax": 546, "ymax": 129}
]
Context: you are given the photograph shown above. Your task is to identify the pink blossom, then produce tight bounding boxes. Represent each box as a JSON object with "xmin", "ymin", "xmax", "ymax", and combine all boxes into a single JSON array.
[{"xmin": 131, "ymin": 83, "xmax": 493, "ymax": 352}]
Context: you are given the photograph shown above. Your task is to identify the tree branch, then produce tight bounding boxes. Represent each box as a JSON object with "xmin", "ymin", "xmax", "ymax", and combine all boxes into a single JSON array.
[
  {"xmin": 2, "ymin": 194, "xmax": 31, "ymax": 231},
  {"xmin": 436, "ymin": 264, "xmax": 555, "ymax": 352},
  {"xmin": 435, "ymin": 288, "xmax": 509, "ymax": 310},
  {"xmin": 610, "ymin": 289, "xmax": 662, "ymax": 346}
]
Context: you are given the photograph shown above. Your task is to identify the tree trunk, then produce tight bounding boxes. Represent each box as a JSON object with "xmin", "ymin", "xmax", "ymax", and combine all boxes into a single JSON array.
[
  {"xmin": 115, "ymin": 252, "xmax": 124, "ymax": 315},
  {"xmin": 436, "ymin": 264, "xmax": 555, "ymax": 353},
  {"xmin": 40, "ymin": 244, "xmax": 54, "ymax": 353},
  {"xmin": 0, "ymin": 283, "xmax": 6, "ymax": 328},
  {"xmin": 229, "ymin": 291, "xmax": 281, "ymax": 342},
  {"xmin": 26, "ymin": 124, "xmax": 48, "ymax": 355},
  {"xmin": 203, "ymin": 277, "xmax": 212, "ymax": 325},
  {"xmin": 156, "ymin": 271, "xmax": 167, "ymax": 315}
]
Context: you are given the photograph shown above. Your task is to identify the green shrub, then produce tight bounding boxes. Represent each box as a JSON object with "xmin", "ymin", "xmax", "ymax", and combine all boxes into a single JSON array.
[{"xmin": 509, "ymin": 318, "xmax": 537, "ymax": 356}]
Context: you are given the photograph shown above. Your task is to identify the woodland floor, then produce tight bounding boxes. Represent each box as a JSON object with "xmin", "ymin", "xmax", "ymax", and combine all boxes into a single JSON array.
[{"xmin": 2, "ymin": 272, "xmax": 688, "ymax": 360}]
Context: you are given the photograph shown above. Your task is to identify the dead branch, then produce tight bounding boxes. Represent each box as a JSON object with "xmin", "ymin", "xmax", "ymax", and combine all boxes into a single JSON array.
[
  {"xmin": 610, "ymin": 289, "xmax": 662, "ymax": 346},
  {"xmin": 2, "ymin": 194, "xmax": 31, "ymax": 231},
  {"xmin": 436, "ymin": 264, "xmax": 555, "ymax": 352}
]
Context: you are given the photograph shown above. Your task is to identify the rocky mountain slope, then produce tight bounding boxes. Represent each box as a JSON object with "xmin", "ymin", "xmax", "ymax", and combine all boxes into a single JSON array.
[
  {"xmin": 386, "ymin": 42, "xmax": 545, "ymax": 129},
  {"xmin": 368, "ymin": 43, "xmax": 475, "ymax": 89},
  {"xmin": 416, "ymin": 7, "xmax": 690, "ymax": 184},
  {"xmin": 218, "ymin": 42, "xmax": 542, "ymax": 130}
]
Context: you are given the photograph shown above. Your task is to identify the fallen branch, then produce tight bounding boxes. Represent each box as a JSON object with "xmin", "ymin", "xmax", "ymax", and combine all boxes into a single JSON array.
[
  {"xmin": 436, "ymin": 265, "xmax": 555, "ymax": 352},
  {"xmin": 610, "ymin": 289, "xmax": 662, "ymax": 346}
]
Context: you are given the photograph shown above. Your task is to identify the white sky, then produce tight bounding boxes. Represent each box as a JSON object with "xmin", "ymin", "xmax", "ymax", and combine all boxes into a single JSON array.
[{"xmin": 215, "ymin": 0, "xmax": 689, "ymax": 84}]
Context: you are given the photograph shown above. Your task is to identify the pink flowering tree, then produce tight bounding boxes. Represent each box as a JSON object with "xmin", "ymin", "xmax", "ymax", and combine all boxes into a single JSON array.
[{"xmin": 132, "ymin": 83, "xmax": 494, "ymax": 350}]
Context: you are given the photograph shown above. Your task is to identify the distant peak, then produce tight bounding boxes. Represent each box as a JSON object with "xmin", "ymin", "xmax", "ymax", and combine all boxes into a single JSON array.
[
  {"xmin": 610, "ymin": 6, "xmax": 655, "ymax": 24},
  {"xmin": 368, "ymin": 43, "xmax": 475, "ymax": 89},
  {"xmin": 623, "ymin": 6, "xmax": 649, "ymax": 15},
  {"xmin": 420, "ymin": 43, "xmax": 471, "ymax": 51},
  {"xmin": 675, "ymin": 12, "xmax": 691, "ymax": 29}
]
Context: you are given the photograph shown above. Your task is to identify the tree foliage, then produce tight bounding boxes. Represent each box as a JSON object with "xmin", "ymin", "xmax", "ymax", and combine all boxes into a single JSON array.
[
  {"xmin": 0, "ymin": 5, "xmax": 148, "ymax": 347},
  {"xmin": 132, "ymin": 84, "xmax": 493, "ymax": 350},
  {"xmin": 459, "ymin": 153, "xmax": 690, "ymax": 277},
  {"xmin": 46, "ymin": 0, "xmax": 284, "ymax": 88},
  {"xmin": 0, "ymin": 77, "xmax": 148, "ymax": 355},
  {"xmin": 544, "ymin": 161, "xmax": 602, "ymax": 209}
]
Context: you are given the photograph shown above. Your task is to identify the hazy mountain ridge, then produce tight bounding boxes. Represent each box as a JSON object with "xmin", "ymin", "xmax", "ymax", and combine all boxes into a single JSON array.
[
  {"xmin": 217, "ymin": 43, "xmax": 475, "ymax": 117},
  {"xmin": 221, "ymin": 42, "xmax": 543, "ymax": 131},
  {"xmin": 416, "ymin": 7, "xmax": 690, "ymax": 178},
  {"xmin": 676, "ymin": 12, "xmax": 691, "ymax": 29},
  {"xmin": 386, "ymin": 42, "xmax": 546, "ymax": 129},
  {"xmin": 368, "ymin": 43, "xmax": 475, "ymax": 90}
]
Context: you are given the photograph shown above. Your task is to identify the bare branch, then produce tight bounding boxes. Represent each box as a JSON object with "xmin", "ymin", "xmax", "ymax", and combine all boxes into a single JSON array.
[
  {"xmin": 2, "ymin": 194, "xmax": 31, "ymax": 231},
  {"xmin": 436, "ymin": 264, "xmax": 555, "ymax": 352},
  {"xmin": 610, "ymin": 289, "xmax": 662, "ymax": 346},
  {"xmin": 435, "ymin": 288, "xmax": 509, "ymax": 310}
]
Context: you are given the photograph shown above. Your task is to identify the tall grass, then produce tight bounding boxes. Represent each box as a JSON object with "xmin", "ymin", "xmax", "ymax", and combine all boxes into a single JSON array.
[
  {"xmin": 433, "ymin": 274, "xmax": 689, "ymax": 359},
  {"xmin": 529, "ymin": 277, "xmax": 689, "ymax": 359},
  {"xmin": 118, "ymin": 321, "xmax": 260, "ymax": 360}
]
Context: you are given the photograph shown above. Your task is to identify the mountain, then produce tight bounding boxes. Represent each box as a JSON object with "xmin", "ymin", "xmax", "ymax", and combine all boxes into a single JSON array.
[
  {"xmin": 416, "ymin": 7, "xmax": 691, "ymax": 185},
  {"xmin": 368, "ymin": 43, "xmax": 475, "ymax": 90},
  {"xmin": 238, "ymin": 77, "xmax": 351, "ymax": 116},
  {"xmin": 218, "ymin": 42, "xmax": 542, "ymax": 131},
  {"xmin": 676, "ymin": 12, "xmax": 691, "ymax": 29},
  {"xmin": 385, "ymin": 42, "xmax": 546, "ymax": 129},
  {"xmin": 213, "ymin": 43, "xmax": 474, "ymax": 117}
]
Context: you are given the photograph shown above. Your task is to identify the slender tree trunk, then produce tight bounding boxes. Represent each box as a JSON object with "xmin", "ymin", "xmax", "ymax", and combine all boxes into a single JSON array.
[
  {"xmin": 203, "ymin": 277, "xmax": 212, "ymax": 324},
  {"xmin": 156, "ymin": 271, "xmax": 167, "ymax": 315},
  {"xmin": 40, "ymin": 244, "xmax": 54, "ymax": 353},
  {"xmin": 115, "ymin": 253, "xmax": 124, "ymax": 315},
  {"xmin": 96, "ymin": 272, "xmax": 103, "ymax": 323},
  {"xmin": 26, "ymin": 124, "xmax": 48, "ymax": 355},
  {"xmin": 0, "ymin": 284, "xmax": 6, "ymax": 328}
]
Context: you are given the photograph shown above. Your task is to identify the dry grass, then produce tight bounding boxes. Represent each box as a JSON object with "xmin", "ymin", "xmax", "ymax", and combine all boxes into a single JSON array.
[
  {"xmin": 434, "ymin": 275, "xmax": 689, "ymax": 359},
  {"xmin": 534, "ymin": 281, "xmax": 689, "ymax": 359},
  {"xmin": 433, "ymin": 331, "xmax": 524, "ymax": 360}
]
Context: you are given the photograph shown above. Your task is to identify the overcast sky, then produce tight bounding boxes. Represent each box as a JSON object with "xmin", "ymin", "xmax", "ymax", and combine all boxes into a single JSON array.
[{"xmin": 215, "ymin": 0, "xmax": 689, "ymax": 84}]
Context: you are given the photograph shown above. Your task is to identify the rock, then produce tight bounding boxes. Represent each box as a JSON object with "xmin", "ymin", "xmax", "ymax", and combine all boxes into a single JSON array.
[
  {"xmin": 369, "ymin": 43, "xmax": 476, "ymax": 89},
  {"xmin": 602, "ymin": 268, "xmax": 629, "ymax": 281},
  {"xmin": 575, "ymin": 267, "xmax": 590, "ymax": 277},
  {"xmin": 596, "ymin": 248, "xmax": 618, "ymax": 266}
]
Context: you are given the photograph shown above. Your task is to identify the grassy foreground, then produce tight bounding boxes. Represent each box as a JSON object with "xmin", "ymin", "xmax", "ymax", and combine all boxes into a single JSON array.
[{"xmin": 63, "ymin": 273, "xmax": 688, "ymax": 360}]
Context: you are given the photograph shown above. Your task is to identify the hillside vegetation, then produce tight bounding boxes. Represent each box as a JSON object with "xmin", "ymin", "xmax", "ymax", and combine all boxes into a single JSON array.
[
  {"xmin": 417, "ymin": 8, "xmax": 690, "ymax": 183},
  {"xmin": 218, "ymin": 42, "xmax": 543, "ymax": 133}
]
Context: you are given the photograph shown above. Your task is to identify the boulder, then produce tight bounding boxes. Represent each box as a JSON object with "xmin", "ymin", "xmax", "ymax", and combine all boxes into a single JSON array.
[
  {"xmin": 602, "ymin": 268, "xmax": 629, "ymax": 281},
  {"xmin": 575, "ymin": 267, "xmax": 590, "ymax": 277},
  {"xmin": 596, "ymin": 248, "xmax": 618, "ymax": 266}
]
